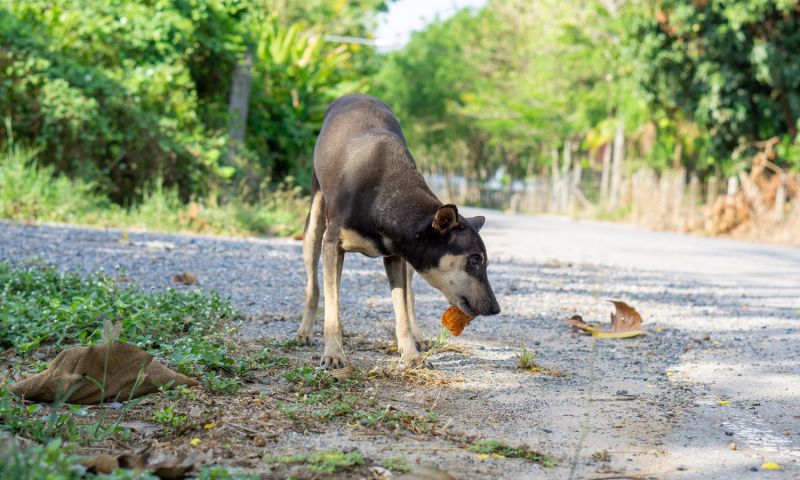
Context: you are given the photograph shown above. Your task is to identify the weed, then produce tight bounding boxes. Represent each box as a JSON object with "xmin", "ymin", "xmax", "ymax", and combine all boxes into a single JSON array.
[
  {"xmin": 468, "ymin": 439, "xmax": 555, "ymax": 467},
  {"xmin": 264, "ymin": 450, "xmax": 365, "ymax": 474},
  {"xmin": 592, "ymin": 450, "xmax": 611, "ymax": 462},
  {"xmin": 516, "ymin": 347, "xmax": 536, "ymax": 370},
  {"xmin": 152, "ymin": 405, "xmax": 188, "ymax": 429},
  {"xmin": 381, "ymin": 455, "xmax": 412, "ymax": 473},
  {"xmin": 283, "ymin": 366, "xmax": 335, "ymax": 390},
  {"xmin": 203, "ymin": 372, "xmax": 242, "ymax": 394}
]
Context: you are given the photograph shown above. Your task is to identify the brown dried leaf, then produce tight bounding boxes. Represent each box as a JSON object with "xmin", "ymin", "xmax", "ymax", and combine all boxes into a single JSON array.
[
  {"xmin": 147, "ymin": 452, "xmax": 198, "ymax": 479},
  {"xmin": 8, "ymin": 341, "xmax": 198, "ymax": 404},
  {"xmin": 609, "ymin": 300, "xmax": 643, "ymax": 332},
  {"xmin": 172, "ymin": 271, "xmax": 198, "ymax": 285},
  {"xmin": 328, "ymin": 365, "xmax": 354, "ymax": 381},
  {"xmin": 82, "ymin": 454, "xmax": 119, "ymax": 474},
  {"xmin": 565, "ymin": 315, "xmax": 596, "ymax": 333}
]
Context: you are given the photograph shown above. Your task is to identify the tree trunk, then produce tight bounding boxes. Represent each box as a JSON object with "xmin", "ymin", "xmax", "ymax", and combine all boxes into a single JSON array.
[{"xmin": 227, "ymin": 51, "xmax": 253, "ymax": 162}]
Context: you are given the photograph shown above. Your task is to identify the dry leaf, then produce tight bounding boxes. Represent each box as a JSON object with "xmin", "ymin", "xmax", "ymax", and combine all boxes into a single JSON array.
[
  {"xmin": 82, "ymin": 454, "xmax": 119, "ymax": 474},
  {"xmin": 566, "ymin": 315, "xmax": 597, "ymax": 333},
  {"xmin": 761, "ymin": 462, "xmax": 781, "ymax": 470},
  {"xmin": 8, "ymin": 341, "xmax": 198, "ymax": 404},
  {"xmin": 609, "ymin": 300, "xmax": 643, "ymax": 332},
  {"xmin": 172, "ymin": 272, "xmax": 198, "ymax": 285},
  {"xmin": 328, "ymin": 365, "xmax": 354, "ymax": 381},
  {"xmin": 564, "ymin": 301, "xmax": 645, "ymax": 338}
]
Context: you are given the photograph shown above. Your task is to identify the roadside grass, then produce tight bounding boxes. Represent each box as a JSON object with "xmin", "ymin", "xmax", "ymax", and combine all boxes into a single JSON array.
[
  {"xmin": 515, "ymin": 346, "xmax": 567, "ymax": 377},
  {"xmin": 0, "ymin": 262, "xmax": 554, "ymax": 477},
  {"xmin": 0, "ymin": 139, "xmax": 306, "ymax": 237},
  {"xmin": 469, "ymin": 439, "xmax": 556, "ymax": 467}
]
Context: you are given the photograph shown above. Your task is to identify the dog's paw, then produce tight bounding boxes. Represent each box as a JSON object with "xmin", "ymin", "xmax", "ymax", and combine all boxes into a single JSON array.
[
  {"xmin": 295, "ymin": 329, "xmax": 314, "ymax": 346},
  {"xmin": 400, "ymin": 353, "xmax": 429, "ymax": 369},
  {"xmin": 414, "ymin": 339, "xmax": 431, "ymax": 352},
  {"xmin": 320, "ymin": 350, "xmax": 346, "ymax": 370}
]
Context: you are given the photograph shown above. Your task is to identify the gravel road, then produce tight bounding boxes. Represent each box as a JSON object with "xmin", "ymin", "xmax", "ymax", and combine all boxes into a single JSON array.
[{"xmin": 2, "ymin": 212, "xmax": 798, "ymax": 479}]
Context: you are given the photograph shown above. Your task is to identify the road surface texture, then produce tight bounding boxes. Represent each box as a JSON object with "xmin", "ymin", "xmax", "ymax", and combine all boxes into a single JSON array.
[{"xmin": 2, "ymin": 210, "xmax": 798, "ymax": 479}]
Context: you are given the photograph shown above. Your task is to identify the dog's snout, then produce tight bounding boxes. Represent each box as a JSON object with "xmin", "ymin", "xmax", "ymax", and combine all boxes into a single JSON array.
[{"xmin": 488, "ymin": 301, "xmax": 501, "ymax": 316}]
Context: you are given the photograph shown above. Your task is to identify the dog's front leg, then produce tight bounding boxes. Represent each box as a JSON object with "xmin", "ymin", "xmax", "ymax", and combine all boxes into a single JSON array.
[
  {"xmin": 404, "ymin": 265, "xmax": 429, "ymax": 352},
  {"xmin": 384, "ymin": 256, "xmax": 426, "ymax": 368},
  {"xmin": 320, "ymin": 230, "xmax": 346, "ymax": 369}
]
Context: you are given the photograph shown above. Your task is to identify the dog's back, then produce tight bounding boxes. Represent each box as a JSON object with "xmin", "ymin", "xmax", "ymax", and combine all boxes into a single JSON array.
[{"xmin": 313, "ymin": 93, "xmax": 437, "ymax": 232}]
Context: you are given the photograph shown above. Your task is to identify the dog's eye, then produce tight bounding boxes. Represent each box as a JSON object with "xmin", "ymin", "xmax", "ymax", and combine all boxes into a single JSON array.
[{"xmin": 469, "ymin": 255, "xmax": 481, "ymax": 266}]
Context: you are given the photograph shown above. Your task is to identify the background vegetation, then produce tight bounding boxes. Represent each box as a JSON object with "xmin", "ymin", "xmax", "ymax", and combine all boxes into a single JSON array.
[{"xmin": 1, "ymin": 0, "xmax": 799, "ymax": 237}]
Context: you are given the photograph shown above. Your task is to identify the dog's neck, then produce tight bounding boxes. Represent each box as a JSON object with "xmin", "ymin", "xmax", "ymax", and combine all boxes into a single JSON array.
[{"xmin": 378, "ymin": 185, "xmax": 442, "ymax": 260}]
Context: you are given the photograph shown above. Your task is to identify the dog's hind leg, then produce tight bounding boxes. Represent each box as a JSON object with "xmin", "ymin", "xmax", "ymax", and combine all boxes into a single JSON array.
[
  {"xmin": 385, "ymin": 256, "xmax": 425, "ymax": 368},
  {"xmin": 296, "ymin": 176, "xmax": 326, "ymax": 345},
  {"xmin": 404, "ymin": 265, "xmax": 429, "ymax": 352},
  {"xmin": 320, "ymin": 228, "xmax": 346, "ymax": 369}
]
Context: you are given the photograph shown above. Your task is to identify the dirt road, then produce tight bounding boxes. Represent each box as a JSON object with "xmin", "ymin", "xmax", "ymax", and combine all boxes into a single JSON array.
[{"xmin": 2, "ymin": 211, "xmax": 798, "ymax": 479}]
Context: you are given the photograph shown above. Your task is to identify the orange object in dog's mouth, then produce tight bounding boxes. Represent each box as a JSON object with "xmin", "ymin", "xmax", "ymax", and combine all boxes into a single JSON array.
[{"xmin": 441, "ymin": 306, "xmax": 475, "ymax": 336}]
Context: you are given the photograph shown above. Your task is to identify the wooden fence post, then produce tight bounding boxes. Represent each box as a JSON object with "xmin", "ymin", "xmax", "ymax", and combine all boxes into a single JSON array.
[
  {"xmin": 609, "ymin": 117, "xmax": 625, "ymax": 210},
  {"xmin": 774, "ymin": 172, "xmax": 787, "ymax": 221}
]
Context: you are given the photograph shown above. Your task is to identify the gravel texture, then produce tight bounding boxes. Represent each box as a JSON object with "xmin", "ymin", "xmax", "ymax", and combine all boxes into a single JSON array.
[{"xmin": 2, "ymin": 212, "xmax": 798, "ymax": 479}]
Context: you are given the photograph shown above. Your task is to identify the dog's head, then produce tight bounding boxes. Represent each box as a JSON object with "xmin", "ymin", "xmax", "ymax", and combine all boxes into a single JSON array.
[{"xmin": 414, "ymin": 204, "xmax": 500, "ymax": 317}]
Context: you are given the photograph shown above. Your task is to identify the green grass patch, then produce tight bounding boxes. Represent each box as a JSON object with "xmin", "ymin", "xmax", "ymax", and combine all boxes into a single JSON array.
[
  {"xmin": 0, "ymin": 140, "xmax": 306, "ymax": 237},
  {"xmin": 469, "ymin": 439, "xmax": 556, "ymax": 467},
  {"xmin": 0, "ymin": 261, "xmax": 240, "ymax": 373},
  {"xmin": 264, "ymin": 450, "xmax": 365, "ymax": 474}
]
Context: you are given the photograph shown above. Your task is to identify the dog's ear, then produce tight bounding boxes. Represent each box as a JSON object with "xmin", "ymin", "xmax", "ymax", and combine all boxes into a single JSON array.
[
  {"xmin": 432, "ymin": 204, "xmax": 459, "ymax": 235},
  {"xmin": 465, "ymin": 216, "xmax": 485, "ymax": 232}
]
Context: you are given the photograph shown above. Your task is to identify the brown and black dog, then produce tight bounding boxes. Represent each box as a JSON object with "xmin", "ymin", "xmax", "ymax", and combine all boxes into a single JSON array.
[{"xmin": 297, "ymin": 94, "xmax": 500, "ymax": 368}]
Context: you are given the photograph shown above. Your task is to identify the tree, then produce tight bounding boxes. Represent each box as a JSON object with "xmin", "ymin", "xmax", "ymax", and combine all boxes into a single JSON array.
[{"xmin": 628, "ymin": 0, "xmax": 800, "ymax": 170}]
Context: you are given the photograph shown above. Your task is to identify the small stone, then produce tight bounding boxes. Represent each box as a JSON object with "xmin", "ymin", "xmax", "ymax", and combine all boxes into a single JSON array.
[
  {"xmin": 616, "ymin": 389, "xmax": 629, "ymax": 396},
  {"xmin": 750, "ymin": 466, "xmax": 758, "ymax": 472},
  {"xmin": 729, "ymin": 442, "xmax": 737, "ymax": 450},
  {"xmin": 677, "ymin": 465, "xmax": 688, "ymax": 471}
]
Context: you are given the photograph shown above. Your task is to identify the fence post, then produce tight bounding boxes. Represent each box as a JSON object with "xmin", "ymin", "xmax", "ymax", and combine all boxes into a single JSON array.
[
  {"xmin": 774, "ymin": 172, "xmax": 787, "ymax": 221},
  {"xmin": 706, "ymin": 176, "xmax": 718, "ymax": 206},
  {"xmin": 599, "ymin": 143, "xmax": 612, "ymax": 207},
  {"xmin": 609, "ymin": 117, "xmax": 625, "ymax": 210},
  {"xmin": 726, "ymin": 176, "xmax": 738, "ymax": 198}
]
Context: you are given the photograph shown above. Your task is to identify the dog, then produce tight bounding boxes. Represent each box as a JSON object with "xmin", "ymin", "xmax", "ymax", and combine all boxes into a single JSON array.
[{"xmin": 297, "ymin": 94, "xmax": 500, "ymax": 368}]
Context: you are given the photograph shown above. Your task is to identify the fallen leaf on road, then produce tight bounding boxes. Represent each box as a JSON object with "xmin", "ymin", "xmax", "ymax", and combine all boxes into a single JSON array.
[
  {"xmin": 761, "ymin": 462, "xmax": 781, "ymax": 470},
  {"xmin": 609, "ymin": 300, "xmax": 643, "ymax": 332},
  {"xmin": 172, "ymin": 271, "xmax": 198, "ymax": 285},
  {"xmin": 718, "ymin": 400, "xmax": 730, "ymax": 405},
  {"xmin": 565, "ymin": 301, "xmax": 645, "ymax": 338}
]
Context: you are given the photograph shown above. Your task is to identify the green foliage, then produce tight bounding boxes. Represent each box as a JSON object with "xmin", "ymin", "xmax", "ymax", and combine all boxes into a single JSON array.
[
  {"xmin": 469, "ymin": 439, "xmax": 556, "ymax": 467},
  {"xmin": 0, "ymin": 0, "xmax": 388, "ymax": 203},
  {"xmin": 381, "ymin": 456, "xmax": 412, "ymax": 473},
  {"xmin": 628, "ymin": 0, "xmax": 800, "ymax": 167},
  {"xmin": 264, "ymin": 450, "xmax": 365, "ymax": 474},
  {"xmin": 0, "ymin": 140, "xmax": 306, "ymax": 236},
  {"xmin": 152, "ymin": 405, "xmax": 188, "ymax": 429},
  {"xmin": 0, "ymin": 132, "xmax": 104, "ymax": 222},
  {"xmin": 0, "ymin": 261, "xmax": 236, "ymax": 356}
]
